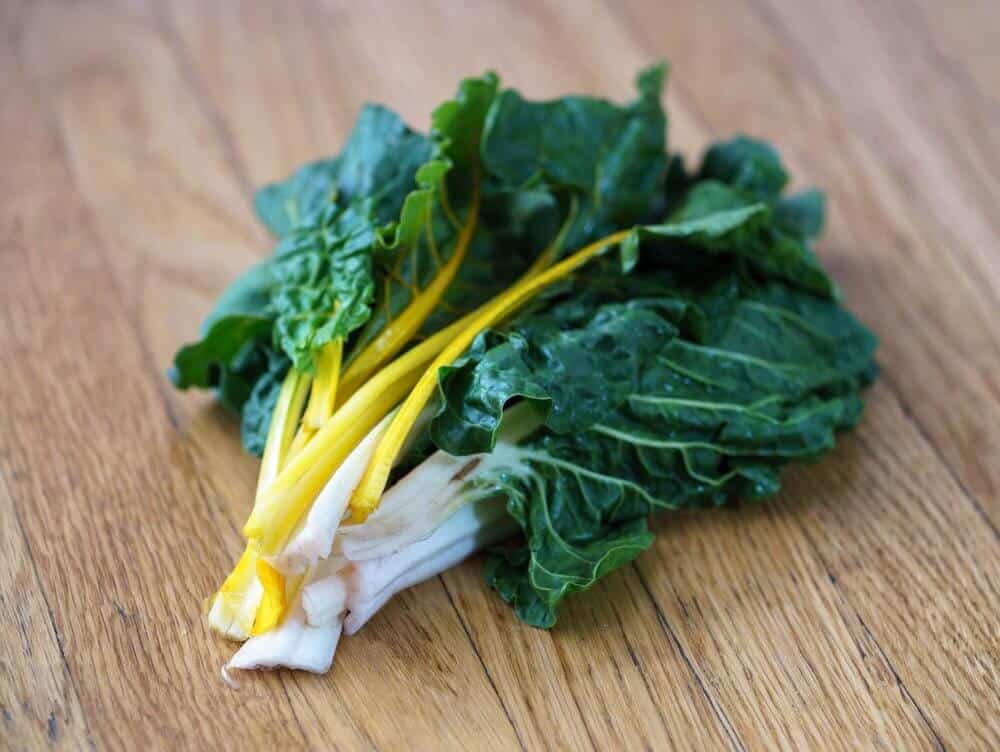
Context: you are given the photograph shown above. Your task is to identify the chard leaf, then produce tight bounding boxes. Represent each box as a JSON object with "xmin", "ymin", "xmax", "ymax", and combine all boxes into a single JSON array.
[
  {"xmin": 641, "ymin": 181, "xmax": 772, "ymax": 250},
  {"xmin": 270, "ymin": 203, "xmax": 378, "ymax": 372},
  {"xmin": 689, "ymin": 137, "xmax": 833, "ymax": 295},
  {"xmin": 639, "ymin": 181, "xmax": 836, "ymax": 298},
  {"xmin": 170, "ymin": 314, "xmax": 271, "ymax": 392},
  {"xmin": 775, "ymin": 189, "xmax": 826, "ymax": 241},
  {"xmin": 485, "ymin": 511, "xmax": 654, "ymax": 629},
  {"xmin": 361, "ymin": 66, "xmax": 673, "ymax": 360},
  {"xmin": 168, "ymin": 65, "xmax": 880, "ymax": 634},
  {"xmin": 255, "ymin": 105, "xmax": 434, "ymax": 237},
  {"xmin": 431, "ymin": 301, "xmax": 677, "ymax": 454},
  {"xmin": 240, "ymin": 350, "xmax": 290, "ymax": 456},
  {"xmin": 255, "ymin": 160, "xmax": 342, "ymax": 238},
  {"xmin": 698, "ymin": 135, "xmax": 788, "ymax": 201},
  {"xmin": 184, "ymin": 104, "xmax": 436, "ymax": 405},
  {"xmin": 482, "ymin": 64, "xmax": 668, "ymax": 251},
  {"xmin": 439, "ymin": 267, "xmax": 876, "ymax": 627},
  {"xmin": 415, "ymin": 227, "xmax": 539, "ymax": 337},
  {"xmin": 662, "ymin": 153, "xmax": 693, "ymax": 215},
  {"xmin": 170, "ymin": 257, "xmax": 277, "ymax": 407}
]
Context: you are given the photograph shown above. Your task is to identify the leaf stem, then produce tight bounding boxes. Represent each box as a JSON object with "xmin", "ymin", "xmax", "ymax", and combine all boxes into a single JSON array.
[
  {"xmin": 524, "ymin": 194, "xmax": 579, "ymax": 278},
  {"xmin": 255, "ymin": 368, "xmax": 312, "ymax": 507},
  {"xmin": 303, "ymin": 340, "xmax": 343, "ymax": 429},
  {"xmin": 338, "ymin": 175, "xmax": 481, "ymax": 402},
  {"xmin": 438, "ymin": 174, "xmax": 462, "ymax": 231}
]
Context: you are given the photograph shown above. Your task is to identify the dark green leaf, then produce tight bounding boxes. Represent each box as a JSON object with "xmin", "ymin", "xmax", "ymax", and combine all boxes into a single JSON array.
[
  {"xmin": 442, "ymin": 264, "xmax": 876, "ymax": 626},
  {"xmin": 638, "ymin": 181, "xmax": 836, "ymax": 298},
  {"xmin": 254, "ymin": 105, "xmax": 434, "ymax": 237},
  {"xmin": 344, "ymin": 76, "xmax": 500, "ymax": 361},
  {"xmin": 698, "ymin": 135, "xmax": 788, "ymax": 201},
  {"xmin": 240, "ymin": 350, "xmax": 290, "ymax": 456},
  {"xmin": 430, "ymin": 300, "xmax": 677, "ymax": 454},
  {"xmin": 270, "ymin": 203, "xmax": 378, "ymax": 371},
  {"xmin": 481, "ymin": 63, "xmax": 668, "ymax": 251},
  {"xmin": 775, "ymin": 189, "xmax": 826, "ymax": 240},
  {"xmin": 170, "ymin": 314, "xmax": 271, "ymax": 391},
  {"xmin": 169, "ymin": 258, "xmax": 277, "ymax": 413},
  {"xmin": 433, "ymin": 72, "xmax": 500, "ymax": 166}
]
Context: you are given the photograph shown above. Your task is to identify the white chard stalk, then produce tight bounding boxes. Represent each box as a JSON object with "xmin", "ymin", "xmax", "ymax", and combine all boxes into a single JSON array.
[
  {"xmin": 340, "ymin": 498, "xmax": 517, "ymax": 635},
  {"xmin": 226, "ymin": 598, "xmax": 343, "ymax": 677},
  {"xmin": 223, "ymin": 404, "xmax": 539, "ymax": 676},
  {"xmin": 272, "ymin": 412, "xmax": 394, "ymax": 575}
]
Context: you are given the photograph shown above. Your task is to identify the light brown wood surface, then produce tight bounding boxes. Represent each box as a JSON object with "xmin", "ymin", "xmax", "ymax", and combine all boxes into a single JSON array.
[{"xmin": 1, "ymin": 1, "xmax": 997, "ymax": 750}]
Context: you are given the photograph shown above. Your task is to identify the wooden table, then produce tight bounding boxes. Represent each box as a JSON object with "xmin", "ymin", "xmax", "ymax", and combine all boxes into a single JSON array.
[{"xmin": 2, "ymin": 1, "xmax": 997, "ymax": 749}]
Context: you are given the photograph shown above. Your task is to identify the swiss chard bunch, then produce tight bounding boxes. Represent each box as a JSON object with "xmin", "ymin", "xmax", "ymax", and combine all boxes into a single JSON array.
[{"xmin": 170, "ymin": 65, "xmax": 876, "ymax": 675}]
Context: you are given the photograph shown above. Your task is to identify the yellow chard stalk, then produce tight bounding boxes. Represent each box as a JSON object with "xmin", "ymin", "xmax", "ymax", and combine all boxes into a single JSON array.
[
  {"xmin": 207, "ymin": 367, "xmax": 311, "ymax": 639},
  {"xmin": 338, "ymin": 177, "xmax": 480, "ymax": 402}
]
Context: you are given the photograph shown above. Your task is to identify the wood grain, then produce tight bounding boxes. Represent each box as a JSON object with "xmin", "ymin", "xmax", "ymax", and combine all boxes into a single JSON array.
[
  {"xmin": 1, "ymin": 0, "xmax": 997, "ymax": 750},
  {"xmin": 0, "ymin": 470, "xmax": 92, "ymax": 750}
]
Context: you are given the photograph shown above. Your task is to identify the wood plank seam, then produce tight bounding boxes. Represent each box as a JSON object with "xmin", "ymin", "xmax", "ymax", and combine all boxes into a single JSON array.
[
  {"xmin": 275, "ymin": 676, "xmax": 316, "ymax": 752},
  {"xmin": 4, "ymin": 472, "xmax": 99, "ymax": 751},
  {"xmin": 437, "ymin": 577, "xmax": 529, "ymax": 752},
  {"xmin": 882, "ymin": 372, "xmax": 998, "ymax": 540},
  {"xmin": 854, "ymin": 617, "xmax": 947, "ymax": 752},
  {"xmin": 301, "ymin": 677, "xmax": 380, "ymax": 752},
  {"xmin": 285, "ymin": 670, "xmax": 381, "ymax": 752},
  {"xmin": 630, "ymin": 563, "xmax": 747, "ymax": 752},
  {"xmin": 545, "ymin": 637, "xmax": 603, "ymax": 752},
  {"xmin": 792, "ymin": 515, "xmax": 949, "ymax": 751},
  {"xmin": 615, "ymin": 596, "xmax": 680, "ymax": 744}
]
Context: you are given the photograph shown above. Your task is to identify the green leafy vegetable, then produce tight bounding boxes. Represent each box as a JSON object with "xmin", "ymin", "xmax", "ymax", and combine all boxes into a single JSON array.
[
  {"xmin": 170, "ymin": 315, "xmax": 273, "ymax": 410},
  {"xmin": 639, "ymin": 181, "xmax": 836, "ymax": 298},
  {"xmin": 775, "ymin": 189, "xmax": 825, "ymax": 241},
  {"xmin": 169, "ymin": 258, "xmax": 277, "ymax": 414},
  {"xmin": 430, "ymin": 299, "xmax": 678, "ymax": 454},
  {"xmin": 169, "ymin": 65, "xmax": 878, "ymax": 654}
]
